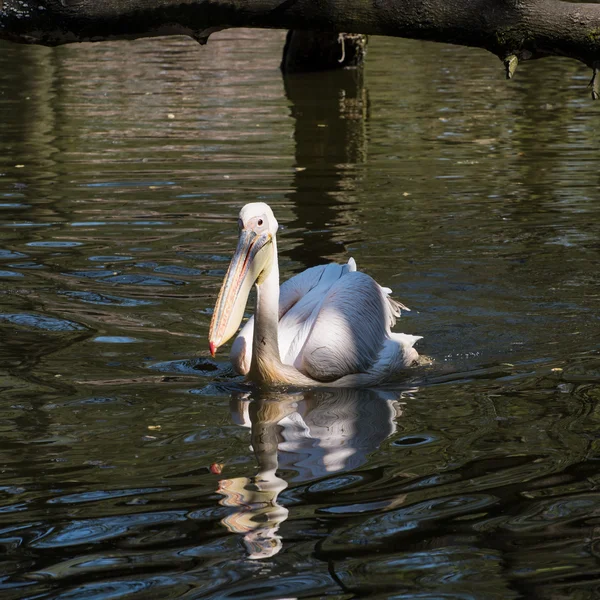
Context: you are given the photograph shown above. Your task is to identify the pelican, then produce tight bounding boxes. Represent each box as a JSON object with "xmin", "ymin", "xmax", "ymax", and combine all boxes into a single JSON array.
[{"xmin": 208, "ymin": 203, "xmax": 421, "ymax": 387}]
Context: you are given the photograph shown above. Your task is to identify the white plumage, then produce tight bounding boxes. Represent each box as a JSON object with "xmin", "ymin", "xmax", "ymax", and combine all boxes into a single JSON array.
[{"xmin": 209, "ymin": 203, "xmax": 421, "ymax": 387}]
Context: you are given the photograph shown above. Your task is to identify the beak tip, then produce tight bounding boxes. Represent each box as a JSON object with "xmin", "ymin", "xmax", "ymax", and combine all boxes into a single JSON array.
[{"xmin": 209, "ymin": 341, "xmax": 217, "ymax": 358}]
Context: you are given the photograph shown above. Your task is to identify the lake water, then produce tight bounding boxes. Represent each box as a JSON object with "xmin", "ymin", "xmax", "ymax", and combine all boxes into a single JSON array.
[{"xmin": 0, "ymin": 29, "xmax": 599, "ymax": 599}]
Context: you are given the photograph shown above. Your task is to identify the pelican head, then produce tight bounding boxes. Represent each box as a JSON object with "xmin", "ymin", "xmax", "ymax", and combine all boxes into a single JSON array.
[{"xmin": 209, "ymin": 203, "xmax": 278, "ymax": 357}]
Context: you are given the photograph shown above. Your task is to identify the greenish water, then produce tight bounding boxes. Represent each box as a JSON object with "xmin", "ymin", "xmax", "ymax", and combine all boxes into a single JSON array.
[{"xmin": 0, "ymin": 30, "xmax": 599, "ymax": 599}]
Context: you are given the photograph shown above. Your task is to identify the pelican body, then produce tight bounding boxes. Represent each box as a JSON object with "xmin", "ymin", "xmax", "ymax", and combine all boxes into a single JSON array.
[{"xmin": 208, "ymin": 203, "xmax": 421, "ymax": 387}]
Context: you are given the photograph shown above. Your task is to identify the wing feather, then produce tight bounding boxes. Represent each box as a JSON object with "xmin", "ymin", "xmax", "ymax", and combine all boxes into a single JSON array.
[
  {"xmin": 295, "ymin": 271, "xmax": 392, "ymax": 382},
  {"xmin": 229, "ymin": 259, "xmax": 354, "ymax": 375}
]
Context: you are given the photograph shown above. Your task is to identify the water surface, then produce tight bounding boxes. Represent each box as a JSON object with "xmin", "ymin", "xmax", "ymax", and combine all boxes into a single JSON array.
[{"xmin": 0, "ymin": 29, "xmax": 599, "ymax": 599}]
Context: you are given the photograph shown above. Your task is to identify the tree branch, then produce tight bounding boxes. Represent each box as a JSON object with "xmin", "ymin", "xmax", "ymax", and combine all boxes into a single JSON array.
[{"xmin": 2, "ymin": 1, "xmax": 600, "ymax": 91}]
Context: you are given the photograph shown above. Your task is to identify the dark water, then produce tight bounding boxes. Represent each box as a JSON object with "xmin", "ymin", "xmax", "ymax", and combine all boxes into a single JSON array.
[{"xmin": 0, "ymin": 30, "xmax": 599, "ymax": 599}]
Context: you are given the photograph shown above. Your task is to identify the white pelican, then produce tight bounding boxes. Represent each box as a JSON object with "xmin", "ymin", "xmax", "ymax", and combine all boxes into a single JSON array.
[{"xmin": 208, "ymin": 202, "xmax": 421, "ymax": 387}]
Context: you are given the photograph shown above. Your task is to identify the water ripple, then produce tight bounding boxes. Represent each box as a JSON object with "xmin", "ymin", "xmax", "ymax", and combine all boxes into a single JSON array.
[
  {"xmin": 0, "ymin": 313, "xmax": 86, "ymax": 331},
  {"xmin": 32, "ymin": 512, "xmax": 188, "ymax": 548},
  {"xmin": 335, "ymin": 547, "xmax": 519, "ymax": 599},
  {"xmin": 321, "ymin": 494, "xmax": 499, "ymax": 551}
]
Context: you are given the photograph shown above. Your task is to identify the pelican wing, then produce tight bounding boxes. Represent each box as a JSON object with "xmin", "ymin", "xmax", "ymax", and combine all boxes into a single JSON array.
[
  {"xmin": 230, "ymin": 259, "xmax": 356, "ymax": 375},
  {"xmin": 294, "ymin": 271, "xmax": 392, "ymax": 382}
]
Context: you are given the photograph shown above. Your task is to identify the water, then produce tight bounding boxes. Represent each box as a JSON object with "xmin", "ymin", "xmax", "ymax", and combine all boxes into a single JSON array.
[{"xmin": 0, "ymin": 30, "xmax": 599, "ymax": 599}]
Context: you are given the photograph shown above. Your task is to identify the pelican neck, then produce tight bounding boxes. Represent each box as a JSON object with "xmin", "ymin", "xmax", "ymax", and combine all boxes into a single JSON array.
[{"xmin": 250, "ymin": 239, "xmax": 283, "ymax": 378}]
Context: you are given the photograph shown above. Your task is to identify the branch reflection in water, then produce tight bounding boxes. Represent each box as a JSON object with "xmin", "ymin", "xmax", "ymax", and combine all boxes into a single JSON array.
[{"xmin": 216, "ymin": 386, "xmax": 414, "ymax": 559}]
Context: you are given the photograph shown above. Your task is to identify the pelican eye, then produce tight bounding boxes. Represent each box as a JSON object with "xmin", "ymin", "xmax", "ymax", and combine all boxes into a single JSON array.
[{"xmin": 257, "ymin": 219, "xmax": 263, "ymax": 226}]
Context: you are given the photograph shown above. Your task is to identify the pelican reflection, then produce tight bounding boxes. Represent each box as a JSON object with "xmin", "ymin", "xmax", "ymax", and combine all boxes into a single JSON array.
[{"xmin": 216, "ymin": 386, "xmax": 411, "ymax": 559}]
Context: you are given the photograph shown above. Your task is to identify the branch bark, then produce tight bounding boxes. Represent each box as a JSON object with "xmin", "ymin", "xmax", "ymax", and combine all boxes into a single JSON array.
[{"xmin": 2, "ymin": 1, "xmax": 600, "ymax": 88}]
